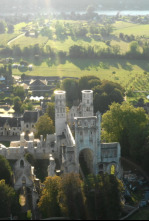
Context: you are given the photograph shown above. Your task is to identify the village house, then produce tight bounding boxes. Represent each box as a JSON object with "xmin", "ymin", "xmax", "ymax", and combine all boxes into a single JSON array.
[{"xmin": 0, "ymin": 110, "xmax": 41, "ymax": 136}]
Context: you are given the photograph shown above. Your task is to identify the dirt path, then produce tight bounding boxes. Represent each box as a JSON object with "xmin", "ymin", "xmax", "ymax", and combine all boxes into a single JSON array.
[{"xmin": 7, "ymin": 33, "xmax": 25, "ymax": 46}]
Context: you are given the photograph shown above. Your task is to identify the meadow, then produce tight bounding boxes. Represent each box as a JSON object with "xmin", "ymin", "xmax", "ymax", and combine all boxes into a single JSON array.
[{"xmin": 2, "ymin": 20, "xmax": 149, "ymax": 101}]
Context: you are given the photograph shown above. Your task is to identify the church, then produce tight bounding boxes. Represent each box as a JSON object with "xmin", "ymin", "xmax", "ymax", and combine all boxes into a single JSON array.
[{"xmin": 0, "ymin": 89, "xmax": 122, "ymax": 186}]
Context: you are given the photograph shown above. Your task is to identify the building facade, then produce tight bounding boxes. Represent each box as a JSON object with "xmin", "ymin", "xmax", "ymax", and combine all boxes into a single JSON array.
[{"xmin": 0, "ymin": 90, "xmax": 122, "ymax": 179}]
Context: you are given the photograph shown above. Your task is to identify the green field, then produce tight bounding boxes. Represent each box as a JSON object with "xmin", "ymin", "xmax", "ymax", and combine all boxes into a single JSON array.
[
  {"xmin": 2, "ymin": 20, "xmax": 149, "ymax": 101},
  {"xmin": 12, "ymin": 58, "xmax": 149, "ymax": 92},
  {"xmin": 0, "ymin": 33, "xmax": 19, "ymax": 46},
  {"xmin": 9, "ymin": 35, "xmax": 49, "ymax": 48},
  {"xmin": 113, "ymin": 21, "xmax": 149, "ymax": 37}
]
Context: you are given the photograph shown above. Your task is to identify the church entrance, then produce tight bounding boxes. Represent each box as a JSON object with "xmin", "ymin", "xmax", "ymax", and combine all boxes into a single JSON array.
[{"xmin": 79, "ymin": 149, "xmax": 93, "ymax": 177}]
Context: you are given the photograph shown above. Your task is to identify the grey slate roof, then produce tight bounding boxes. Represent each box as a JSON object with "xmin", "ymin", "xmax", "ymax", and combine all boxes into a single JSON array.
[
  {"xmin": 0, "ymin": 117, "xmax": 21, "ymax": 127},
  {"xmin": 0, "ymin": 111, "xmax": 40, "ymax": 127},
  {"xmin": 22, "ymin": 111, "xmax": 39, "ymax": 123}
]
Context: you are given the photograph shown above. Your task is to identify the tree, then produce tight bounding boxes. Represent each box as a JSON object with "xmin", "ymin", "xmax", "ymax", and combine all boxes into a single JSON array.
[
  {"xmin": 0, "ymin": 21, "xmax": 5, "ymax": 33},
  {"xmin": 12, "ymin": 45, "xmax": 22, "ymax": 57},
  {"xmin": 7, "ymin": 24, "xmax": 14, "ymax": 33},
  {"xmin": 93, "ymin": 80, "xmax": 124, "ymax": 113},
  {"xmin": 38, "ymin": 176, "xmax": 62, "ymax": 218},
  {"xmin": 127, "ymin": 41, "xmax": 141, "ymax": 58},
  {"xmin": 13, "ymin": 96, "xmax": 22, "ymax": 114},
  {"xmin": 46, "ymin": 103, "xmax": 55, "ymax": 125},
  {"xmin": 61, "ymin": 78, "xmax": 79, "ymax": 107},
  {"xmin": 59, "ymin": 173, "xmax": 86, "ymax": 220},
  {"xmin": 78, "ymin": 76, "xmax": 101, "ymax": 94},
  {"xmin": 102, "ymin": 102, "xmax": 149, "ymax": 161},
  {"xmin": 0, "ymin": 155, "xmax": 12, "ymax": 185},
  {"xmin": 13, "ymin": 86, "xmax": 25, "ymax": 100},
  {"xmin": 83, "ymin": 174, "xmax": 123, "ymax": 220},
  {"xmin": 0, "ymin": 180, "xmax": 20, "ymax": 218},
  {"xmin": 35, "ymin": 114, "xmax": 55, "ymax": 139}
]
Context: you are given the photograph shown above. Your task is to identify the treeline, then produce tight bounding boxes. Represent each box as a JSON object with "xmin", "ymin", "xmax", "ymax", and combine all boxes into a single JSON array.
[
  {"xmin": 0, "ymin": 20, "xmax": 14, "ymax": 34},
  {"xmin": 2, "ymin": 40, "xmax": 149, "ymax": 61},
  {"xmin": 38, "ymin": 173, "xmax": 123, "ymax": 220},
  {"xmin": 0, "ymin": 155, "xmax": 20, "ymax": 218},
  {"xmin": 61, "ymin": 76, "xmax": 124, "ymax": 113},
  {"xmin": 0, "ymin": 64, "xmax": 12, "ymax": 77}
]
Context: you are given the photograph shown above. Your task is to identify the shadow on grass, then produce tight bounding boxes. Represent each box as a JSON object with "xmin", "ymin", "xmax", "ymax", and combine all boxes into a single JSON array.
[
  {"xmin": 129, "ymin": 59, "xmax": 149, "ymax": 72},
  {"xmin": 71, "ymin": 35, "xmax": 92, "ymax": 43}
]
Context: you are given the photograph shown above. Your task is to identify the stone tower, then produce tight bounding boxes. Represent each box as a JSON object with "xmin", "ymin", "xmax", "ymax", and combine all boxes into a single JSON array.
[
  {"xmin": 55, "ymin": 90, "xmax": 67, "ymax": 136},
  {"xmin": 82, "ymin": 90, "xmax": 94, "ymax": 117},
  {"xmin": 74, "ymin": 113, "xmax": 101, "ymax": 175}
]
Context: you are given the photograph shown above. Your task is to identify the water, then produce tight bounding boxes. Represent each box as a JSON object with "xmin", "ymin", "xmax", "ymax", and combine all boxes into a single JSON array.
[
  {"xmin": 75, "ymin": 10, "xmax": 149, "ymax": 16},
  {"xmin": 95, "ymin": 10, "xmax": 149, "ymax": 16}
]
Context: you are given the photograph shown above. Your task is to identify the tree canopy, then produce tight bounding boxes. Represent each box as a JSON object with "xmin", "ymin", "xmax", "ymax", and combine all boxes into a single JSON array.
[
  {"xmin": 0, "ymin": 180, "xmax": 20, "ymax": 218},
  {"xmin": 61, "ymin": 76, "xmax": 124, "ymax": 113},
  {"xmin": 102, "ymin": 102, "xmax": 149, "ymax": 162},
  {"xmin": 0, "ymin": 155, "xmax": 12, "ymax": 185},
  {"xmin": 38, "ymin": 173, "xmax": 123, "ymax": 220},
  {"xmin": 35, "ymin": 114, "xmax": 55, "ymax": 139}
]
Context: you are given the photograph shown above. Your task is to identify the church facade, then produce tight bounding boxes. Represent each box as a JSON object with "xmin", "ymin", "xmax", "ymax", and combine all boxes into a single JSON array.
[{"xmin": 0, "ymin": 90, "xmax": 122, "ymax": 179}]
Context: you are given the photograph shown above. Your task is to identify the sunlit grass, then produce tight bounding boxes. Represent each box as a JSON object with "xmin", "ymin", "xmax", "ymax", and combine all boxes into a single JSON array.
[
  {"xmin": 113, "ymin": 21, "xmax": 149, "ymax": 37},
  {"xmin": 0, "ymin": 33, "xmax": 19, "ymax": 46}
]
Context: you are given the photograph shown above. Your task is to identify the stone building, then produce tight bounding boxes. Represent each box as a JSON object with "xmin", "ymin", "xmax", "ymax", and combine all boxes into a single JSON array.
[
  {"xmin": 0, "ymin": 110, "xmax": 41, "ymax": 136},
  {"xmin": 0, "ymin": 90, "xmax": 122, "ymax": 179}
]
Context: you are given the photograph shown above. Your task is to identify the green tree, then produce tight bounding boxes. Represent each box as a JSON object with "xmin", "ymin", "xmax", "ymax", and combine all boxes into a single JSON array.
[
  {"xmin": 38, "ymin": 176, "xmax": 61, "ymax": 218},
  {"xmin": 46, "ymin": 103, "xmax": 55, "ymax": 125},
  {"xmin": 102, "ymin": 102, "xmax": 149, "ymax": 161},
  {"xmin": 7, "ymin": 24, "xmax": 14, "ymax": 33},
  {"xmin": 12, "ymin": 45, "xmax": 22, "ymax": 57},
  {"xmin": 59, "ymin": 173, "xmax": 86, "ymax": 220},
  {"xmin": 78, "ymin": 76, "xmax": 101, "ymax": 96},
  {"xmin": 93, "ymin": 80, "xmax": 124, "ymax": 113},
  {"xmin": 0, "ymin": 180, "xmax": 20, "ymax": 218},
  {"xmin": 84, "ymin": 174, "xmax": 123, "ymax": 220},
  {"xmin": 35, "ymin": 114, "xmax": 55, "ymax": 139},
  {"xmin": 61, "ymin": 78, "xmax": 79, "ymax": 107},
  {"xmin": 0, "ymin": 155, "xmax": 12, "ymax": 185},
  {"xmin": 0, "ymin": 21, "xmax": 5, "ymax": 33},
  {"xmin": 13, "ymin": 86, "xmax": 25, "ymax": 100},
  {"xmin": 13, "ymin": 96, "xmax": 22, "ymax": 114}
]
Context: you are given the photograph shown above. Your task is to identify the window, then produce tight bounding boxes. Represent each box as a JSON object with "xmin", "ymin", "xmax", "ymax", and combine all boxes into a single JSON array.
[
  {"xmin": 20, "ymin": 160, "xmax": 24, "ymax": 168},
  {"xmin": 111, "ymin": 165, "xmax": 116, "ymax": 175}
]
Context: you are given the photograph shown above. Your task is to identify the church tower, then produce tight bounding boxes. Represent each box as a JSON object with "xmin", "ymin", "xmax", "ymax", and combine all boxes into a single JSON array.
[
  {"xmin": 82, "ymin": 90, "xmax": 94, "ymax": 117},
  {"xmin": 55, "ymin": 91, "xmax": 67, "ymax": 136}
]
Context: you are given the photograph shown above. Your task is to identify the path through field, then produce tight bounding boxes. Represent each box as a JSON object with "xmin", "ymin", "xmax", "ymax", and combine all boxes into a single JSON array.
[{"xmin": 7, "ymin": 33, "xmax": 25, "ymax": 46}]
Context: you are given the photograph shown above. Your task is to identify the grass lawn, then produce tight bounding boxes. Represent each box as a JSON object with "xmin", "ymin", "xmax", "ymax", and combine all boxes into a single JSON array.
[
  {"xmin": 0, "ymin": 33, "xmax": 19, "ymax": 46},
  {"xmin": 127, "ymin": 206, "xmax": 149, "ymax": 220},
  {"xmin": 113, "ymin": 21, "xmax": 149, "ymax": 37},
  {"xmin": 12, "ymin": 58, "xmax": 149, "ymax": 91},
  {"xmin": 46, "ymin": 36, "xmax": 107, "ymax": 52},
  {"xmin": 10, "ymin": 35, "xmax": 49, "ymax": 48}
]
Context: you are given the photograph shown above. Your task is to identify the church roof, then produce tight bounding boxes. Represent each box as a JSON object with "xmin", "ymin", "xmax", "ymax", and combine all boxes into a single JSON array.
[
  {"xmin": 29, "ymin": 79, "xmax": 47, "ymax": 86},
  {"xmin": 23, "ymin": 111, "xmax": 39, "ymax": 123}
]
